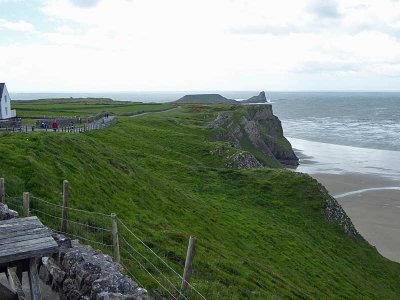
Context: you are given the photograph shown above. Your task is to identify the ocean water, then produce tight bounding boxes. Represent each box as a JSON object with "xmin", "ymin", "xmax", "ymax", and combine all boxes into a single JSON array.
[
  {"xmin": 11, "ymin": 91, "xmax": 400, "ymax": 152},
  {"xmin": 288, "ymin": 137, "xmax": 400, "ymax": 179},
  {"xmin": 269, "ymin": 92, "xmax": 400, "ymax": 152}
]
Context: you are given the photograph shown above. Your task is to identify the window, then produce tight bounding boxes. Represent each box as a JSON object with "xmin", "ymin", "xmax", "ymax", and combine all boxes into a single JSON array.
[
  {"xmin": 5, "ymin": 107, "xmax": 8, "ymax": 115},
  {"xmin": 4, "ymin": 95, "xmax": 6, "ymax": 103}
]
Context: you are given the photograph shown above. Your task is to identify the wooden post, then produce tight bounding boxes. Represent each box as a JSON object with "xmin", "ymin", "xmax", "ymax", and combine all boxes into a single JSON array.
[
  {"xmin": 180, "ymin": 236, "xmax": 197, "ymax": 295},
  {"xmin": 111, "ymin": 213, "xmax": 120, "ymax": 263},
  {"xmin": 7, "ymin": 268, "xmax": 25, "ymax": 299},
  {"xmin": 23, "ymin": 192, "xmax": 30, "ymax": 217},
  {"xmin": 28, "ymin": 258, "xmax": 41, "ymax": 300},
  {"xmin": 60, "ymin": 180, "xmax": 69, "ymax": 233},
  {"xmin": 0, "ymin": 178, "xmax": 4, "ymax": 204}
]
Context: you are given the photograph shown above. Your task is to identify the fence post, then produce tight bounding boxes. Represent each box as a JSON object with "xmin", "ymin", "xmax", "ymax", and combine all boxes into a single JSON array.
[
  {"xmin": 0, "ymin": 178, "xmax": 4, "ymax": 204},
  {"xmin": 23, "ymin": 192, "xmax": 30, "ymax": 217},
  {"xmin": 180, "ymin": 236, "xmax": 197, "ymax": 295},
  {"xmin": 60, "ymin": 180, "xmax": 69, "ymax": 233},
  {"xmin": 111, "ymin": 213, "xmax": 120, "ymax": 263}
]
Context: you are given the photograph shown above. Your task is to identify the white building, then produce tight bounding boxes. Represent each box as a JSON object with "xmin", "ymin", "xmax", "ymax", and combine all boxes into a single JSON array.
[{"xmin": 0, "ymin": 83, "xmax": 16, "ymax": 119}]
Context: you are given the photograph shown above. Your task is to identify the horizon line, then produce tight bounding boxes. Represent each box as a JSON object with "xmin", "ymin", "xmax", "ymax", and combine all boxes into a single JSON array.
[{"xmin": 10, "ymin": 89, "xmax": 400, "ymax": 93}]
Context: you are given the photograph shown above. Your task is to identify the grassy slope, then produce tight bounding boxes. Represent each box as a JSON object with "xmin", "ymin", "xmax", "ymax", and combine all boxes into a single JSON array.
[
  {"xmin": 12, "ymin": 98, "xmax": 173, "ymax": 117},
  {"xmin": 1, "ymin": 104, "xmax": 400, "ymax": 299}
]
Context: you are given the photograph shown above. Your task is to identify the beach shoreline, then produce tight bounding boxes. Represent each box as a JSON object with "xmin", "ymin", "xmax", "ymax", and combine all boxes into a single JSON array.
[{"xmin": 290, "ymin": 138, "xmax": 400, "ymax": 263}]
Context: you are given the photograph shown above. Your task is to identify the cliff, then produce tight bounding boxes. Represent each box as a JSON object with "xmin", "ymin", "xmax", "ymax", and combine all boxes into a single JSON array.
[
  {"xmin": 175, "ymin": 94, "xmax": 237, "ymax": 104},
  {"xmin": 240, "ymin": 91, "xmax": 268, "ymax": 103},
  {"xmin": 208, "ymin": 104, "xmax": 298, "ymax": 167},
  {"xmin": 174, "ymin": 91, "xmax": 268, "ymax": 104}
]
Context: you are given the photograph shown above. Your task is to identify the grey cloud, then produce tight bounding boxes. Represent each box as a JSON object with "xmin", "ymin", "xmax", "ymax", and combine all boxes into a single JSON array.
[
  {"xmin": 69, "ymin": 0, "xmax": 101, "ymax": 8},
  {"xmin": 308, "ymin": 0, "xmax": 341, "ymax": 19},
  {"xmin": 344, "ymin": 15, "xmax": 400, "ymax": 40},
  {"xmin": 294, "ymin": 61, "xmax": 400, "ymax": 77}
]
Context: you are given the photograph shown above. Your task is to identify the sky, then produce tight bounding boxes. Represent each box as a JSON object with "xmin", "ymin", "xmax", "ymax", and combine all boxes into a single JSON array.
[{"xmin": 1, "ymin": 0, "xmax": 400, "ymax": 92}]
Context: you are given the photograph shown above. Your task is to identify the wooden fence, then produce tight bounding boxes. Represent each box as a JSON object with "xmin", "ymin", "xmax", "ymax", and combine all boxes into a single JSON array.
[
  {"xmin": 0, "ymin": 178, "xmax": 203, "ymax": 300},
  {"xmin": 0, "ymin": 117, "xmax": 117, "ymax": 134}
]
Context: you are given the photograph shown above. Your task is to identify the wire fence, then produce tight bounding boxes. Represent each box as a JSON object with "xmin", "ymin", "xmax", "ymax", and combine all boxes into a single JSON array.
[
  {"xmin": 0, "ymin": 117, "xmax": 117, "ymax": 134},
  {"xmin": 3, "ymin": 192, "xmax": 207, "ymax": 300}
]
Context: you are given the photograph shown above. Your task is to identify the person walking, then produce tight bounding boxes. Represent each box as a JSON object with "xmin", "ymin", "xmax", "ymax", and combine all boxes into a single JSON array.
[{"xmin": 52, "ymin": 121, "xmax": 58, "ymax": 132}]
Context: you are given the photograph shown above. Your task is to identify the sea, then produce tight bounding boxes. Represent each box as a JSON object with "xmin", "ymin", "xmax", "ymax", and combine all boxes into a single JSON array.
[{"xmin": 11, "ymin": 91, "xmax": 400, "ymax": 177}]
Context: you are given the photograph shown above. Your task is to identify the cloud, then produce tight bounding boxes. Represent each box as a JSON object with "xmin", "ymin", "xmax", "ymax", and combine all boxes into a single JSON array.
[
  {"xmin": 0, "ymin": 19, "xmax": 36, "ymax": 33},
  {"xmin": 294, "ymin": 61, "xmax": 361, "ymax": 74},
  {"xmin": 308, "ymin": 0, "xmax": 341, "ymax": 19},
  {"xmin": 3, "ymin": 0, "xmax": 400, "ymax": 91},
  {"xmin": 69, "ymin": 0, "xmax": 101, "ymax": 8},
  {"xmin": 229, "ymin": 24, "xmax": 300, "ymax": 35}
]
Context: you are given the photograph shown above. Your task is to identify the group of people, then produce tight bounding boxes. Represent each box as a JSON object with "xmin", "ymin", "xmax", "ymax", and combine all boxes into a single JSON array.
[
  {"xmin": 39, "ymin": 120, "xmax": 74, "ymax": 131},
  {"xmin": 38, "ymin": 113, "xmax": 110, "ymax": 132}
]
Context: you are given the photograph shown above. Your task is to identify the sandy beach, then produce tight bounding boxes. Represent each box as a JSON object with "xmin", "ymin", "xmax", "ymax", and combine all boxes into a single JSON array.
[{"xmin": 289, "ymin": 138, "xmax": 400, "ymax": 263}]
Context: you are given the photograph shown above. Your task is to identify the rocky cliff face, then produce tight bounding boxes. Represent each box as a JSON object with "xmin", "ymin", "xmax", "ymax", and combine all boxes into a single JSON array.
[
  {"xmin": 209, "ymin": 105, "xmax": 298, "ymax": 167},
  {"xmin": 314, "ymin": 178, "xmax": 361, "ymax": 238}
]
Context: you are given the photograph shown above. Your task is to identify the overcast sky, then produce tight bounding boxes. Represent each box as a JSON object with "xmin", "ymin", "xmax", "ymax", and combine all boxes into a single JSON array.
[{"xmin": 1, "ymin": 0, "xmax": 400, "ymax": 92}]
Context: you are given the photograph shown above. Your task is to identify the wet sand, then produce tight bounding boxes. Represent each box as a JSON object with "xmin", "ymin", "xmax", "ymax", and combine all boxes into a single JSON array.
[
  {"xmin": 288, "ymin": 137, "xmax": 400, "ymax": 263},
  {"xmin": 312, "ymin": 173, "xmax": 400, "ymax": 262}
]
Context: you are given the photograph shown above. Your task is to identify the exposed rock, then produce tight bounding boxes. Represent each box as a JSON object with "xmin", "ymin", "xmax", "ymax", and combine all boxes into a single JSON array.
[
  {"xmin": 208, "ymin": 113, "xmax": 231, "ymax": 128},
  {"xmin": 324, "ymin": 190, "xmax": 361, "ymax": 237},
  {"xmin": 226, "ymin": 152, "xmax": 263, "ymax": 169},
  {"xmin": 174, "ymin": 91, "xmax": 268, "ymax": 105},
  {"xmin": 241, "ymin": 91, "xmax": 268, "ymax": 104},
  {"xmin": 0, "ymin": 203, "xmax": 18, "ymax": 220},
  {"xmin": 311, "ymin": 179, "xmax": 361, "ymax": 238},
  {"xmin": 209, "ymin": 105, "xmax": 298, "ymax": 167}
]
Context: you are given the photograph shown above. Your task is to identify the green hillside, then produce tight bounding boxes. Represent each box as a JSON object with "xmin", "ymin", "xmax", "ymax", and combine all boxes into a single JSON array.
[
  {"xmin": 1, "ymin": 103, "xmax": 400, "ymax": 299},
  {"xmin": 12, "ymin": 98, "xmax": 173, "ymax": 117}
]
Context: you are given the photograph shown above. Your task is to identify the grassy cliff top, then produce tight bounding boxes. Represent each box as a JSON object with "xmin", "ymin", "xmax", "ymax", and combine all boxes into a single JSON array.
[
  {"xmin": 12, "ymin": 98, "xmax": 174, "ymax": 118},
  {"xmin": 1, "ymin": 104, "xmax": 400, "ymax": 299}
]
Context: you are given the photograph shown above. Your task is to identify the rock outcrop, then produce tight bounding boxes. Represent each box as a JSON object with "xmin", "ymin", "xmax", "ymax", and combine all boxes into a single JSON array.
[
  {"xmin": 209, "ymin": 105, "xmax": 298, "ymax": 167},
  {"xmin": 241, "ymin": 91, "xmax": 268, "ymax": 104},
  {"xmin": 174, "ymin": 91, "xmax": 268, "ymax": 105},
  {"xmin": 210, "ymin": 144, "xmax": 263, "ymax": 169},
  {"xmin": 315, "ymin": 180, "xmax": 362, "ymax": 238}
]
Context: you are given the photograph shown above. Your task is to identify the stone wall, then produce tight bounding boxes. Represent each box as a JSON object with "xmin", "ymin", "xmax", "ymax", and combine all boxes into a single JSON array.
[
  {"xmin": 0, "ymin": 203, "xmax": 18, "ymax": 220},
  {"xmin": 0, "ymin": 203, "xmax": 147, "ymax": 300},
  {"xmin": 39, "ymin": 234, "xmax": 148, "ymax": 300}
]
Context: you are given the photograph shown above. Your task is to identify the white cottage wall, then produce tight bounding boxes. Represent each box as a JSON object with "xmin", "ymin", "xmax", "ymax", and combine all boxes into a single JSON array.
[{"xmin": 1, "ymin": 85, "xmax": 13, "ymax": 119}]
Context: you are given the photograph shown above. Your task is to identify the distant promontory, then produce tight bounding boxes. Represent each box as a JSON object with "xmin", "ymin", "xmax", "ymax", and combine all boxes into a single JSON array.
[{"xmin": 174, "ymin": 91, "xmax": 268, "ymax": 104}]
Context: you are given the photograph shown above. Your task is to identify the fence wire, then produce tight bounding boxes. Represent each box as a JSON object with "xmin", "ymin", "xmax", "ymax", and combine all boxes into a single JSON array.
[
  {"xmin": 118, "ymin": 218, "xmax": 207, "ymax": 300},
  {"xmin": 3, "ymin": 193, "xmax": 207, "ymax": 300}
]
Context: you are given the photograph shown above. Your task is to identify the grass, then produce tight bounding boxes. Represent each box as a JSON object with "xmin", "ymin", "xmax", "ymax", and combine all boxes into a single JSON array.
[
  {"xmin": 12, "ymin": 98, "xmax": 174, "ymax": 118},
  {"xmin": 1, "ymin": 102, "xmax": 400, "ymax": 299}
]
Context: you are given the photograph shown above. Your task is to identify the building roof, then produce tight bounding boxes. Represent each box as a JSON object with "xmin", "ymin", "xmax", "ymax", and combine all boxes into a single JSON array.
[{"xmin": 0, "ymin": 83, "xmax": 4, "ymax": 98}]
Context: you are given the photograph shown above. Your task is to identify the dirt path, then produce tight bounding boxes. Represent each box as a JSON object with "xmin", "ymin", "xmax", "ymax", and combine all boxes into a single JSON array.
[{"xmin": 128, "ymin": 107, "xmax": 178, "ymax": 118}]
